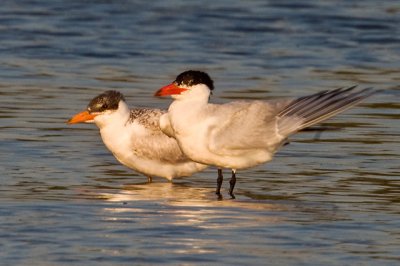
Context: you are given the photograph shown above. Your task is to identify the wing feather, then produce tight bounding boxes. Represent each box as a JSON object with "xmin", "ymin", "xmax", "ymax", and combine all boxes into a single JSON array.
[
  {"xmin": 277, "ymin": 87, "xmax": 377, "ymax": 136},
  {"xmin": 129, "ymin": 108, "xmax": 190, "ymax": 163},
  {"xmin": 207, "ymin": 100, "xmax": 290, "ymax": 156}
]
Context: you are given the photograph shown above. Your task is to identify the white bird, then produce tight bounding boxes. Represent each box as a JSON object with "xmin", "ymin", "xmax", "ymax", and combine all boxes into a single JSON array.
[
  {"xmin": 68, "ymin": 90, "xmax": 207, "ymax": 182},
  {"xmin": 155, "ymin": 70, "xmax": 377, "ymax": 198}
]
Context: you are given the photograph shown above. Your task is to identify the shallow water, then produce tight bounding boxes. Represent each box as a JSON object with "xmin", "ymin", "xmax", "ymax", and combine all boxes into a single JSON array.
[{"xmin": 1, "ymin": 0, "xmax": 399, "ymax": 265}]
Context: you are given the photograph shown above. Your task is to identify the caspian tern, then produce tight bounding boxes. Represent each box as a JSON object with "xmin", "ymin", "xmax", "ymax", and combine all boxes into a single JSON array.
[
  {"xmin": 68, "ymin": 90, "xmax": 207, "ymax": 182},
  {"xmin": 155, "ymin": 70, "xmax": 377, "ymax": 198}
]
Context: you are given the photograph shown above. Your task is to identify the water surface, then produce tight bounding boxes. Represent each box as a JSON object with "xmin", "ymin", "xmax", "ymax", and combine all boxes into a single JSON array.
[{"xmin": 0, "ymin": 0, "xmax": 399, "ymax": 265}]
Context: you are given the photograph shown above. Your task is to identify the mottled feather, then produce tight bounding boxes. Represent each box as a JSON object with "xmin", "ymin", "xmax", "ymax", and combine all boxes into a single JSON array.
[{"xmin": 127, "ymin": 108, "xmax": 194, "ymax": 164}]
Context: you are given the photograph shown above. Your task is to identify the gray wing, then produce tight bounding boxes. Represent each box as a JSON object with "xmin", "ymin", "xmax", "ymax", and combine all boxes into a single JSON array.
[
  {"xmin": 207, "ymin": 86, "xmax": 376, "ymax": 156},
  {"xmin": 129, "ymin": 108, "xmax": 191, "ymax": 164},
  {"xmin": 207, "ymin": 100, "xmax": 290, "ymax": 156},
  {"xmin": 277, "ymin": 86, "xmax": 377, "ymax": 136}
]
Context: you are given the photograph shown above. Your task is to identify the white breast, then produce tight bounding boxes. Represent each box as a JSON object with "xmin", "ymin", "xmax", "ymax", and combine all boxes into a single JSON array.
[{"xmin": 95, "ymin": 103, "xmax": 207, "ymax": 180}]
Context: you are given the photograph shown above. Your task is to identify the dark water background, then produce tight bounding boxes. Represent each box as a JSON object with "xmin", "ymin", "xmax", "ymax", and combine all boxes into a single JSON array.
[{"xmin": 0, "ymin": 0, "xmax": 399, "ymax": 265}]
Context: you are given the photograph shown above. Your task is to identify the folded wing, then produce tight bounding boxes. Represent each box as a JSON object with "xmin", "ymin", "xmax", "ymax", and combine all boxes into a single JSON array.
[{"xmin": 277, "ymin": 86, "xmax": 376, "ymax": 136}]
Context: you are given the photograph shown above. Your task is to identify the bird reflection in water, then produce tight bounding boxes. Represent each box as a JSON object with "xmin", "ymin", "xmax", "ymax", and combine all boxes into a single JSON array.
[{"xmin": 99, "ymin": 182, "xmax": 285, "ymax": 229}]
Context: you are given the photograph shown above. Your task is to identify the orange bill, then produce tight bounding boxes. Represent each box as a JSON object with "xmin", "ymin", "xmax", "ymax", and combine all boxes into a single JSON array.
[
  {"xmin": 67, "ymin": 110, "xmax": 97, "ymax": 124},
  {"xmin": 154, "ymin": 83, "xmax": 188, "ymax": 96}
]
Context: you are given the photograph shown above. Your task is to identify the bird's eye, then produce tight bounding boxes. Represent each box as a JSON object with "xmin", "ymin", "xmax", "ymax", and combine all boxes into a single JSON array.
[{"xmin": 102, "ymin": 103, "xmax": 108, "ymax": 109}]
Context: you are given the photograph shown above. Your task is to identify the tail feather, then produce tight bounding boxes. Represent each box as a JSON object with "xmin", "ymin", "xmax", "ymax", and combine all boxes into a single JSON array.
[{"xmin": 277, "ymin": 86, "xmax": 377, "ymax": 136}]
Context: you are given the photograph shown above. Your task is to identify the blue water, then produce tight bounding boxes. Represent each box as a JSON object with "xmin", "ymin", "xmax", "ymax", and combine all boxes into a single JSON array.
[{"xmin": 0, "ymin": 0, "xmax": 399, "ymax": 265}]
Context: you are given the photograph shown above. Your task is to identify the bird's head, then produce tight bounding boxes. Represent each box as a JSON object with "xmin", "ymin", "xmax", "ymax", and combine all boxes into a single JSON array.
[
  {"xmin": 67, "ymin": 90, "xmax": 126, "ymax": 125},
  {"xmin": 154, "ymin": 70, "xmax": 214, "ymax": 100}
]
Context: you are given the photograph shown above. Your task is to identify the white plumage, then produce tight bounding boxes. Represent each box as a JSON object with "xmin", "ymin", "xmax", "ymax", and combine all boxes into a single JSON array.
[
  {"xmin": 155, "ymin": 70, "xmax": 376, "ymax": 197},
  {"xmin": 68, "ymin": 90, "xmax": 207, "ymax": 181}
]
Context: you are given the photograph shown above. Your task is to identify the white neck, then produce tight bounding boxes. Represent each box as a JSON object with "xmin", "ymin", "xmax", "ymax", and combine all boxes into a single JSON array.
[
  {"xmin": 94, "ymin": 101, "xmax": 133, "ymax": 163},
  {"xmin": 167, "ymin": 84, "xmax": 211, "ymax": 142}
]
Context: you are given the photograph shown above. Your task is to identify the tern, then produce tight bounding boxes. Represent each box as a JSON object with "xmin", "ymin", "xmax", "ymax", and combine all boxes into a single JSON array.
[
  {"xmin": 155, "ymin": 70, "xmax": 377, "ymax": 198},
  {"xmin": 68, "ymin": 90, "xmax": 207, "ymax": 182}
]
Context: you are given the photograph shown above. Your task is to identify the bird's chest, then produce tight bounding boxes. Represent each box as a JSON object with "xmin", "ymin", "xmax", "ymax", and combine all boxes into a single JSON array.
[
  {"xmin": 169, "ymin": 107, "xmax": 201, "ymax": 138},
  {"xmin": 170, "ymin": 109, "xmax": 214, "ymax": 157},
  {"xmin": 100, "ymin": 125, "xmax": 132, "ymax": 156}
]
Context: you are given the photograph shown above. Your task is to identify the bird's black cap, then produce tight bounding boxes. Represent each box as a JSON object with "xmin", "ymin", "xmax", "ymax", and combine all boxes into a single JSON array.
[
  {"xmin": 175, "ymin": 70, "xmax": 214, "ymax": 91},
  {"xmin": 87, "ymin": 90, "xmax": 125, "ymax": 113}
]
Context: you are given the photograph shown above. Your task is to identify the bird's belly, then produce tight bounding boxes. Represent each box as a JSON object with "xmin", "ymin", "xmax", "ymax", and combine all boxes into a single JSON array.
[
  {"xmin": 179, "ymin": 135, "xmax": 274, "ymax": 169},
  {"xmin": 105, "ymin": 139, "xmax": 205, "ymax": 180}
]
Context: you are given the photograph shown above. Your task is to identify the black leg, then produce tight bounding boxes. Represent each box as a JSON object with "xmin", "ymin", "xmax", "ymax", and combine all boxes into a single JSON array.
[
  {"xmin": 216, "ymin": 168, "xmax": 223, "ymax": 197},
  {"xmin": 229, "ymin": 170, "xmax": 236, "ymax": 199}
]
